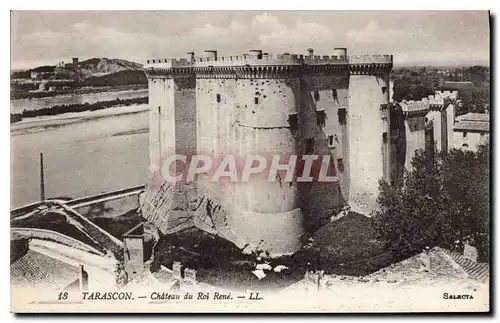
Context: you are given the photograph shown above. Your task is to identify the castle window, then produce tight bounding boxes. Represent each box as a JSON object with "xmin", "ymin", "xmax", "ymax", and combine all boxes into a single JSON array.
[
  {"xmin": 328, "ymin": 135, "xmax": 334, "ymax": 147},
  {"xmin": 332, "ymin": 89, "xmax": 338, "ymax": 99},
  {"xmin": 316, "ymin": 110, "xmax": 326, "ymax": 126},
  {"xmin": 382, "ymin": 132, "xmax": 388, "ymax": 143},
  {"xmin": 463, "ymin": 131, "xmax": 468, "ymax": 138},
  {"xmin": 254, "ymin": 97, "xmax": 259, "ymax": 104},
  {"xmin": 305, "ymin": 138, "xmax": 315, "ymax": 154},
  {"xmin": 337, "ymin": 158, "xmax": 344, "ymax": 173},
  {"xmin": 216, "ymin": 94, "xmax": 221, "ymax": 103},
  {"xmin": 288, "ymin": 113, "xmax": 298, "ymax": 131},
  {"xmin": 338, "ymin": 108, "xmax": 346, "ymax": 125},
  {"xmin": 381, "ymin": 86, "xmax": 387, "ymax": 94},
  {"xmin": 314, "ymin": 90, "xmax": 320, "ymax": 102}
]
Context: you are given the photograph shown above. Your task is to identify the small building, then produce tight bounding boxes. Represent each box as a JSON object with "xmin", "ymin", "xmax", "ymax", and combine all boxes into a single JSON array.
[
  {"xmin": 30, "ymin": 71, "xmax": 41, "ymax": 79},
  {"xmin": 453, "ymin": 113, "xmax": 489, "ymax": 151}
]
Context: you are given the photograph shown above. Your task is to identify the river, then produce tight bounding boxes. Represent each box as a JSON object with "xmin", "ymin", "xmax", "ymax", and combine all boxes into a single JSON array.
[
  {"xmin": 10, "ymin": 88, "xmax": 148, "ymax": 114},
  {"xmin": 11, "ymin": 96, "xmax": 150, "ymax": 209}
]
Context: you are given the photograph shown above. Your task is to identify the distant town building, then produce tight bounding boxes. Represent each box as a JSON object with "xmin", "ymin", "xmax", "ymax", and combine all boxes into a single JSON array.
[
  {"xmin": 453, "ymin": 112, "xmax": 489, "ymax": 151},
  {"xmin": 30, "ymin": 71, "xmax": 41, "ymax": 80}
]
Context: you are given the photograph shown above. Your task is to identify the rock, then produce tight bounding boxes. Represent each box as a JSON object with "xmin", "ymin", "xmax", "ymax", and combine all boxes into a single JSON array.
[
  {"xmin": 273, "ymin": 265, "xmax": 289, "ymax": 273},
  {"xmin": 242, "ymin": 244, "xmax": 254, "ymax": 255},
  {"xmin": 256, "ymin": 263, "xmax": 272, "ymax": 271},
  {"xmin": 252, "ymin": 270, "xmax": 266, "ymax": 280}
]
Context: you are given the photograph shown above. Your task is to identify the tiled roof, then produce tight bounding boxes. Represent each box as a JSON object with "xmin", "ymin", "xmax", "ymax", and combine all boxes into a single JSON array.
[
  {"xmin": 456, "ymin": 113, "xmax": 490, "ymax": 122},
  {"xmin": 454, "ymin": 120, "xmax": 489, "ymax": 132},
  {"xmin": 11, "ymin": 250, "xmax": 79, "ymax": 291}
]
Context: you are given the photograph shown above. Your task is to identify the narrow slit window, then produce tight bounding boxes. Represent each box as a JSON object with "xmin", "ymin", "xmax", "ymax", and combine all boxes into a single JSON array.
[
  {"xmin": 314, "ymin": 90, "xmax": 320, "ymax": 102},
  {"xmin": 382, "ymin": 132, "xmax": 388, "ymax": 144},
  {"xmin": 332, "ymin": 89, "xmax": 338, "ymax": 99},
  {"xmin": 463, "ymin": 131, "xmax": 467, "ymax": 138},
  {"xmin": 288, "ymin": 114, "xmax": 298, "ymax": 131},
  {"xmin": 254, "ymin": 97, "xmax": 259, "ymax": 104},
  {"xmin": 338, "ymin": 108, "xmax": 347, "ymax": 125},
  {"xmin": 305, "ymin": 138, "xmax": 315, "ymax": 154},
  {"xmin": 216, "ymin": 94, "xmax": 221, "ymax": 103},
  {"xmin": 337, "ymin": 158, "xmax": 344, "ymax": 173},
  {"xmin": 328, "ymin": 135, "xmax": 334, "ymax": 147}
]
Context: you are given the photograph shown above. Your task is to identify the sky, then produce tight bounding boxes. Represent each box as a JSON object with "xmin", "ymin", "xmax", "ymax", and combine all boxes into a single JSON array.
[{"xmin": 10, "ymin": 10, "xmax": 490, "ymax": 70}]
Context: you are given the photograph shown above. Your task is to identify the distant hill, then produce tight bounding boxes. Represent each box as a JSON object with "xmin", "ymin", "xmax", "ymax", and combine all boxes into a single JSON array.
[
  {"xmin": 11, "ymin": 58, "xmax": 144, "ymax": 79},
  {"xmin": 82, "ymin": 69, "xmax": 147, "ymax": 87},
  {"xmin": 78, "ymin": 58, "xmax": 143, "ymax": 78}
]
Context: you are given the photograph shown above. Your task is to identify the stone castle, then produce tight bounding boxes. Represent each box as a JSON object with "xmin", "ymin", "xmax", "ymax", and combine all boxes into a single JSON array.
[{"xmin": 139, "ymin": 48, "xmax": 460, "ymax": 257}]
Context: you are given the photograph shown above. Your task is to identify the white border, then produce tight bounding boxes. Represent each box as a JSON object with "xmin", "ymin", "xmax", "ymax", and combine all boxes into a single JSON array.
[{"xmin": 2, "ymin": 2, "xmax": 498, "ymax": 322}]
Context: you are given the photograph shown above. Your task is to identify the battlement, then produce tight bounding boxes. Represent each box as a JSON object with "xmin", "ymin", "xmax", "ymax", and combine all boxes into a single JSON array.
[
  {"xmin": 433, "ymin": 90, "xmax": 459, "ymax": 100},
  {"xmin": 144, "ymin": 58, "xmax": 193, "ymax": 69},
  {"xmin": 427, "ymin": 90, "xmax": 459, "ymax": 106},
  {"xmin": 145, "ymin": 50, "xmax": 392, "ymax": 70},
  {"xmin": 400, "ymin": 99, "xmax": 430, "ymax": 114},
  {"xmin": 348, "ymin": 55, "xmax": 393, "ymax": 64},
  {"xmin": 400, "ymin": 90, "xmax": 460, "ymax": 114},
  {"xmin": 304, "ymin": 55, "xmax": 349, "ymax": 65},
  {"xmin": 193, "ymin": 53, "xmax": 304, "ymax": 67}
]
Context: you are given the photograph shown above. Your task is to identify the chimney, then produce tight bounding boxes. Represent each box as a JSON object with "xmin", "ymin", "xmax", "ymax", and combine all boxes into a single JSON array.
[
  {"xmin": 122, "ymin": 222, "xmax": 160, "ymax": 280},
  {"xmin": 204, "ymin": 50, "xmax": 218, "ymax": 60},
  {"xmin": 249, "ymin": 49, "xmax": 263, "ymax": 59},
  {"xmin": 79, "ymin": 265, "xmax": 89, "ymax": 292},
  {"xmin": 187, "ymin": 51, "xmax": 195, "ymax": 62},
  {"xmin": 333, "ymin": 48, "xmax": 347, "ymax": 59}
]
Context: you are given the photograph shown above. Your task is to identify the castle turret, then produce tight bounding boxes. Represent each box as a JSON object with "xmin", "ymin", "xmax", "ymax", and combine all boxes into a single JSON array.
[
  {"xmin": 194, "ymin": 52, "xmax": 305, "ymax": 256},
  {"xmin": 400, "ymin": 99, "xmax": 430, "ymax": 170},
  {"xmin": 347, "ymin": 54, "xmax": 393, "ymax": 214}
]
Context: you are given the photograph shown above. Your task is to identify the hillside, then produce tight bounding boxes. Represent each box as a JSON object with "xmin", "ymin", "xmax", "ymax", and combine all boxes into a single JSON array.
[
  {"xmin": 78, "ymin": 58, "xmax": 143, "ymax": 78},
  {"xmin": 82, "ymin": 70, "xmax": 147, "ymax": 87}
]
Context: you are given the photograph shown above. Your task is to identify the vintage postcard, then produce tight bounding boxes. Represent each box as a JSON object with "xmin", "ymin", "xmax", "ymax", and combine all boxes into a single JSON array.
[{"xmin": 10, "ymin": 10, "xmax": 490, "ymax": 313}]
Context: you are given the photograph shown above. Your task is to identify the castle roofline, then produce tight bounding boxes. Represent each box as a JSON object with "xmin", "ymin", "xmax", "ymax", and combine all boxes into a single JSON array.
[
  {"xmin": 399, "ymin": 90, "xmax": 460, "ymax": 115},
  {"xmin": 144, "ymin": 50, "xmax": 393, "ymax": 69}
]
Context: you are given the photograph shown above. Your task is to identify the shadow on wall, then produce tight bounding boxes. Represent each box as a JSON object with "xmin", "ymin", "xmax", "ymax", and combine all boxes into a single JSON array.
[
  {"xmin": 298, "ymin": 83, "xmax": 345, "ymax": 232},
  {"xmin": 390, "ymin": 104, "xmax": 406, "ymax": 181}
]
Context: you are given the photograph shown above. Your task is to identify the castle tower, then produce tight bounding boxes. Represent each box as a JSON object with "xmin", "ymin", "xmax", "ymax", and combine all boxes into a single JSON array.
[
  {"xmin": 347, "ymin": 55, "xmax": 393, "ymax": 214},
  {"xmin": 144, "ymin": 58, "xmax": 195, "ymax": 176},
  {"xmin": 194, "ymin": 51, "xmax": 305, "ymax": 256},
  {"xmin": 299, "ymin": 48, "xmax": 349, "ymax": 229},
  {"xmin": 140, "ymin": 58, "xmax": 196, "ymax": 229},
  {"xmin": 400, "ymin": 99, "xmax": 429, "ymax": 170},
  {"xmin": 142, "ymin": 49, "xmax": 395, "ymax": 256}
]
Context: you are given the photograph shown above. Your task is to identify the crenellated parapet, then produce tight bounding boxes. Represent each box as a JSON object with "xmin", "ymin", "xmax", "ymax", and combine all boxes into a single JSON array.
[
  {"xmin": 348, "ymin": 55, "xmax": 393, "ymax": 75},
  {"xmin": 144, "ymin": 58, "xmax": 194, "ymax": 79},
  {"xmin": 400, "ymin": 99, "xmax": 431, "ymax": 116},
  {"xmin": 193, "ymin": 52, "xmax": 302, "ymax": 79},
  {"xmin": 400, "ymin": 90, "xmax": 460, "ymax": 116},
  {"xmin": 144, "ymin": 50, "xmax": 393, "ymax": 79}
]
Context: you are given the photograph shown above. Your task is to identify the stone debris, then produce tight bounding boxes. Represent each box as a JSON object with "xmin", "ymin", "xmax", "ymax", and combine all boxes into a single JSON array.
[
  {"xmin": 330, "ymin": 205, "xmax": 351, "ymax": 222},
  {"xmin": 256, "ymin": 263, "xmax": 272, "ymax": 271},
  {"xmin": 252, "ymin": 269, "xmax": 266, "ymax": 280},
  {"xmin": 273, "ymin": 265, "xmax": 289, "ymax": 273}
]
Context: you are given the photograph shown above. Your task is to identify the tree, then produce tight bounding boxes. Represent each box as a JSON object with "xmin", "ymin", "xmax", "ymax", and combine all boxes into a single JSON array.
[{"xmin": 373, "ymin": 142, "xmax": 490, "ymax": 261}]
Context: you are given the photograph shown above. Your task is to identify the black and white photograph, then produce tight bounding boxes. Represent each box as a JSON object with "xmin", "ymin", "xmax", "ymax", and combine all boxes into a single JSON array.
[{"xmin": 9, "ymin": 9, "xmax": 491, "ymax": 313}]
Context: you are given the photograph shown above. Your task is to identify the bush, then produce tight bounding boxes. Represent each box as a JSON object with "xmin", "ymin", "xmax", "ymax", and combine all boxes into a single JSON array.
[{"xmin": 373, "ymin": 142, "xmax": 490, "ymax": 261}]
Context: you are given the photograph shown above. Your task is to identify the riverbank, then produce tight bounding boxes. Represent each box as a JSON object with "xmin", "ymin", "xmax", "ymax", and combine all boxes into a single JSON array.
[
  {"xmin": 11, "ymin": 84, "xmax": 147, "ymax": 100},
  {"xmin": 11, "ymin": 104, "xmax": 149, "ymax": 136},
  {"xmin": 11, "ymin": 97, "xmax": 148, "ymax": 123}
]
